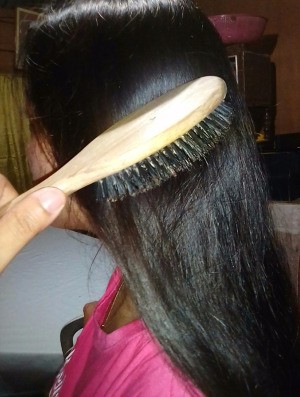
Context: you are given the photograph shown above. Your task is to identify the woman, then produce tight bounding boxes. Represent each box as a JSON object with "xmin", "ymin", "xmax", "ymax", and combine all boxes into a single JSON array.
[{"xmin": 21, "ymin": 0, "xmax": 300, "ymax": 395}]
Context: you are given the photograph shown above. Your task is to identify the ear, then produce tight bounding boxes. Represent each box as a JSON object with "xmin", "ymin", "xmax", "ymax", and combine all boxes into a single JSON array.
[
  {"xmin": 50, "ymin": 197, "xmax": 92, "ymax": 231},
  {"xmin": 26, "ymin": 135, "xmax": 57, "ymax": 183}
]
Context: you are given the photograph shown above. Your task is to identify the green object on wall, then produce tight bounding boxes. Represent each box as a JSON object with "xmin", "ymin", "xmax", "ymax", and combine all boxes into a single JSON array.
[{"xmin": 0, "ymin": 75, "xmax": 31, "ymax": 192}]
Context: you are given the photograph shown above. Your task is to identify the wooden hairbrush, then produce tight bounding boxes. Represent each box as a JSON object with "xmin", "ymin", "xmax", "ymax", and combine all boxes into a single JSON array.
[{"xmin": 0, "ymin": 76, "xmax": 230, "ymax": 215}]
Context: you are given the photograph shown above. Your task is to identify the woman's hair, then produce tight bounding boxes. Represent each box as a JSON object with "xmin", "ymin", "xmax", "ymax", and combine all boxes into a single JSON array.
[{"xmin": 23, "ymin": 1, "xmax": 300, "ymax": 396}]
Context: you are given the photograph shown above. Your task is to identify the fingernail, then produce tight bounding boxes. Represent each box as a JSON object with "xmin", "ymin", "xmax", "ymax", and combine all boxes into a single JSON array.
[{"xmin": 32, "ymin": 188, "xmax": 66, "ymax": 214}]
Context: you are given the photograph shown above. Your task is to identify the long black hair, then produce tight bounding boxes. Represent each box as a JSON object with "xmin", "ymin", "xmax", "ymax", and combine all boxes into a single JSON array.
[{"xmin": 23, "ymin": 1, "xmax": 300, "ymax": 396}]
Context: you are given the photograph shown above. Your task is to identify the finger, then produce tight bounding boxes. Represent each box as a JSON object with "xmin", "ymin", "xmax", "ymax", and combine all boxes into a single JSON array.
[
  {"xmin": 0, "ymin": 174, "xmax": 18, "ymax": 206},
  {"xmin": 0, "ymin": 187, "xmax": 66, "ymax": 273}
]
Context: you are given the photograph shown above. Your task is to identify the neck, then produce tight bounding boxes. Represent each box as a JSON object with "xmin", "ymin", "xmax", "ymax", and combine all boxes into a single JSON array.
[{"xmin": 101, "ymin": 281, "xmax": 139, "ymax": 333}]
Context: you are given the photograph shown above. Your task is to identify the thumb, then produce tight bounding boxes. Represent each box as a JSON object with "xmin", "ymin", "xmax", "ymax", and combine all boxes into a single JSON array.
[{"xmin": 0, "ymin": 187, "xmax": 66, "ymax": 273}]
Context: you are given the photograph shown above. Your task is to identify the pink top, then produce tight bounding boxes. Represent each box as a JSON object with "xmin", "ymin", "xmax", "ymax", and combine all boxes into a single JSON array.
[{"xmin": 50, "ymin": 268, "xmax": 204, "ymax": 397}]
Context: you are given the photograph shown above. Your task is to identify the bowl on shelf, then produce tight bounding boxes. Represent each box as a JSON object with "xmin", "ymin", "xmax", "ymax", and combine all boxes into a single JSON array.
[{"xmin": 208, "ymin": 14, "xmax": 267, "ymax": 45}]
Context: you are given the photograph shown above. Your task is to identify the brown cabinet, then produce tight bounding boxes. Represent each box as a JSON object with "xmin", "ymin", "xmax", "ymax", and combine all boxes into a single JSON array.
[{"xmin": 0, "ymin": 9, "xmax": 15, "ymax": 73}]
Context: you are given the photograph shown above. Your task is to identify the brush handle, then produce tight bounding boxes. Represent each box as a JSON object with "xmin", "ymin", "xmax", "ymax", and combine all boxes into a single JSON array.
[{"xmin": 0, "ymin": 76, "xmax": 226, "ymax": 216}]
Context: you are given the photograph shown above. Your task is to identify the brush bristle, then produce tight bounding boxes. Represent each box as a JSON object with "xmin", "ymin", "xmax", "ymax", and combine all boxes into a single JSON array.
[{"xmin": 96, "ymin": 102, "xmax": 233, "ymax": 201}]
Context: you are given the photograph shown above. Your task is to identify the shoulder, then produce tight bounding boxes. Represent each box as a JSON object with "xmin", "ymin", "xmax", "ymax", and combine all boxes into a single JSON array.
[{"xmin": 116, "ymin": 332, "xmax": 204, "ymax": 397}]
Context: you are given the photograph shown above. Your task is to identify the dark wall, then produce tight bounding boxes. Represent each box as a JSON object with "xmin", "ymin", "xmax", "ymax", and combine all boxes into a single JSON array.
[
  {"xmin": 0, "ymin": 1, "xmax": 44, "ymax": 7},
  {"xmin": 198, "ymin": 0, "xmax": 300, "ymax": 135}
]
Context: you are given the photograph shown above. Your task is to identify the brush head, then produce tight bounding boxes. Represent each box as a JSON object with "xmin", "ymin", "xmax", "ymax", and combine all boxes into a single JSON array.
[{"xmin": 96, "ymin": 101, "xmax": 233, "ymax": 201}]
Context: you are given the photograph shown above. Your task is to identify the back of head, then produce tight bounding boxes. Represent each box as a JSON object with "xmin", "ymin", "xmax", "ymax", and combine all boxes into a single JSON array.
[
  {"xmin": 24, "ymin": 0, "xmax": 235, "ymax": 163},
  {"xmin": 23, "ymin": 1, "xmax": 300, "ymax": 396}
]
